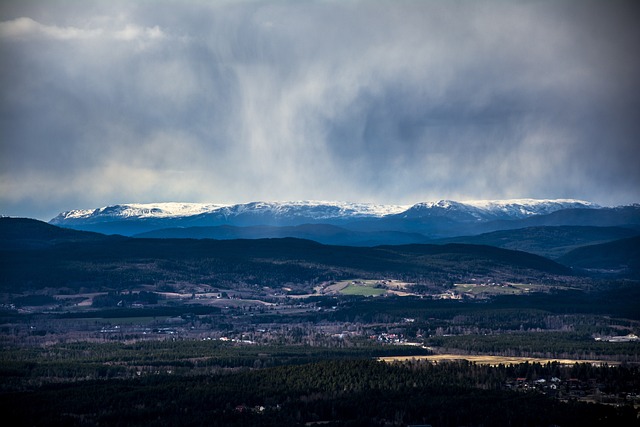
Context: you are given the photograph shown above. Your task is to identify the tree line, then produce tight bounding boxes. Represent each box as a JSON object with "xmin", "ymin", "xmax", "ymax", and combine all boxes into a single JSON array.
[{"xmin": 2, "ymin": 359, "xmax": 638, "ymax": 426}]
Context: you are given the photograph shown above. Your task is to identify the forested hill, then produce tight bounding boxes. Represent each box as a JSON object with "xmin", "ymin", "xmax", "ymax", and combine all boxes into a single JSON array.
[
  {"xmin": 133, "ymin": 223, "xmax": 432, "ymax": 246},
  {"xmin": 558, "ymin": 235, "xmax": 640, "ymax": 278},
  {"xmin": 0, "ymin": 217, "xmax": 118, "ymax": 249},
  {"xmin": 1, "ymin": 218, "xmax": 572, "ymax": 293},
  {"xmin": 434, "ymin": 225, "xmax": 639, "ymax": 259}
]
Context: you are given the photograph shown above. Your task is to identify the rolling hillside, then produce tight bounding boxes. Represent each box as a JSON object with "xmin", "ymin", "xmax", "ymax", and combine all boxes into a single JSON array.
[
  {"xmin": 1, "ymin": 218, "xmax": 572, "ymax": 294},
  {"xmin": 558, "ymin": 236, "xmax": 640, "ymax": 278},
  {"xmin": 0, "ymin": 217, "xmax": 117, "ymax": 249},
  {"xmin": 435, "ymin": 226, "xmax": 639, "ymax": 259}
]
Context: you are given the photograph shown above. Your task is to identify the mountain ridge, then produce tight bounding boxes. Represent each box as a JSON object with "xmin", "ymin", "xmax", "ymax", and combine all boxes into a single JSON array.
[{"xmin": 49, "ymin": 199, "xmax": 604, "ymax": 236}]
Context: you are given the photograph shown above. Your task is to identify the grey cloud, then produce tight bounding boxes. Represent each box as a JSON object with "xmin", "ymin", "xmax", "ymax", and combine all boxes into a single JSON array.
[{"xmin": 1, "ymin": 0, "xmax": 639, "ymax": 220}]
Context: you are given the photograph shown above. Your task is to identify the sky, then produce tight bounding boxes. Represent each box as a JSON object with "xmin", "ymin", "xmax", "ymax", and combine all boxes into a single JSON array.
[{"xmin": 1, "ymin": 1, "xmax": 639, "ymax": 220}]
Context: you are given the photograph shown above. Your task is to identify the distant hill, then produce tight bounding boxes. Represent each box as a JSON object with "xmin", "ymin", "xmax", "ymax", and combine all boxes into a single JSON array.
[
  {"xmin": 472, "ymin": 206, "xmax": 640, "ymax": 234},
  {"xmin": 134, "ymin": 224, "xmax": 431, "ymax": 246},
  {"xmin": 558, "ymin": 236, "xmax": 640, "ymax": 278},
  {"xmin": 0, "ymin": 217, "xmax": 115, "ymax": 249},
  {"xmin": 1, "ymin": 218, "xmax": 572, "ymax": 293},
  {"xmin": 435, "ymin": 226, "xmax": 639, "ymax": 259}
]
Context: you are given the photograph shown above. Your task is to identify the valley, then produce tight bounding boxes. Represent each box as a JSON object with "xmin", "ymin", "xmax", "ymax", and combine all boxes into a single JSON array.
[{"xmin": 1, "ymin": 201, "xmax": 639, "ymax": 426}]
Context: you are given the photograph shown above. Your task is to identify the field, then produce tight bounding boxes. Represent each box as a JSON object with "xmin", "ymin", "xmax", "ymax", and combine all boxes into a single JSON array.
[
  {"xmin": 453, "ymin": 282, "xmax": 559, "ymax": 297},
  {"xmin": 378, "ymin": 354, "xmax": 622, "ymax": 366},
  {"xmin": 340, "ymin": 283, "xmax": 387, "ymax": 296},
  {"xmin": 317, "ymin": 279, "xmax": 416, "ymax": 296}
]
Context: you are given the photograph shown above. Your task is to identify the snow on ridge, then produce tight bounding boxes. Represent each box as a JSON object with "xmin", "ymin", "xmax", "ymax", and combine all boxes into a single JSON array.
[
  {"xmin": 57, "ymin": 203, "xmax": 229, "ymax": 220},
  {"xmin": 461, "ymin": 199, "xmax": 598, "ymax": 216},
  {"xmin": 51, "ymin": 199, "xmax": 600, "ymax": 223},
  {"xmin": 53, "ymin": 201, "xmax": 410, "ymax": 222},
  {"xmin": 462, "ymin": 198, "xmax": 597, "ymax": 208},
  {"xmin": 411, "ymin": 200, "xmax": 471, "ymax": 209},
  {"xmin": 272, "ymin": 200, "xmax": 410, "ymax": 217},
  {"xmin": 218, "ymin": 200, "xmax": 410, "ymax": 218},
  {"xmin": 118, "ymin": 203, "xmax": 229, "ymax": 218},
  {"xmin": 399, "ymin": 199, "xmax": 599, "ymax": 221}
]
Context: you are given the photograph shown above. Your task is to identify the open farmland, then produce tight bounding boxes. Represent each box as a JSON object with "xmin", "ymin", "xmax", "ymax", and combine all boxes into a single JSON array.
[
  {"xmin": 378, "ymin": 354, "xmax": 622, "ymax": 366},
  {"xmin": 340, "ymin": 282, "xmax": 386, "ymax": 296},
  {"xmin": 318, "ymin": 279, "xmax": 417, "ymax": 297},
  {"xmin": 452, "ymin": 282, "xmax": 573, "ymax": 297}
]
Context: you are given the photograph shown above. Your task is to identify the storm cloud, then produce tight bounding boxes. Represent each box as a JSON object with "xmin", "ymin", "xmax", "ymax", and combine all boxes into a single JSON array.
[{"xmin": 1, "ymin": 0, "xmax": 639, "ymax": 220}]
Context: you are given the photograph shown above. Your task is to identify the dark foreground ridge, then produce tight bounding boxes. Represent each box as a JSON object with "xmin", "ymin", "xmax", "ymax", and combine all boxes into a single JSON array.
[{"xmin": 1, "ymin": 217, "xmax": 572, "ymax": 294}]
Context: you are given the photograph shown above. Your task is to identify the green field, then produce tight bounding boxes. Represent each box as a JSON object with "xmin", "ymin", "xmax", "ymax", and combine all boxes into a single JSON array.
[{"xmin": 340, "ymin": 284, "xmax": 386, "ymax": 296}]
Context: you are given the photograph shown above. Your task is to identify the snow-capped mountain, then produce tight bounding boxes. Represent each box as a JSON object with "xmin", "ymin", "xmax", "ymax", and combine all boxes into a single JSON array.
[
  {"xmin": 51, "ymin": 201, "xmax": 409, "ymax": 224},
  {"xmin": 398, "ymin": 199, "xmax": 599, "ymax": 222},
  {"xmin": 462, "ymin": 199, "xmax": 600, "ymax": 218},
  {"xmin": 48, "ymin": 199, "xmax": 604, "ymax": 237},
  {"xmin": 54, "ymin": 203, "xmax": 228, "ymax": 221},
  {"xmin": 200, "ymin": 201, "xmax": 410, "ymax": 222}
]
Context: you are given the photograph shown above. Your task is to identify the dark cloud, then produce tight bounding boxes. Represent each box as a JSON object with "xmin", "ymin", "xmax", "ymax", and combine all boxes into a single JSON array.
[{"xmin": 1, "ymin": 0, "xmax": 639, "ymax": 220}]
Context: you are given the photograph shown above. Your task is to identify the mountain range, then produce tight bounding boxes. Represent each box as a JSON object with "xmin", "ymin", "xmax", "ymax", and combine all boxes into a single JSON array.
[
  {"xmin": 47, "ymin": 199, "xmax": 640, "ymax": 249},
  {"xmin": 50, "ymin": 199, "xmax": 615, "ymax": 234}
]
